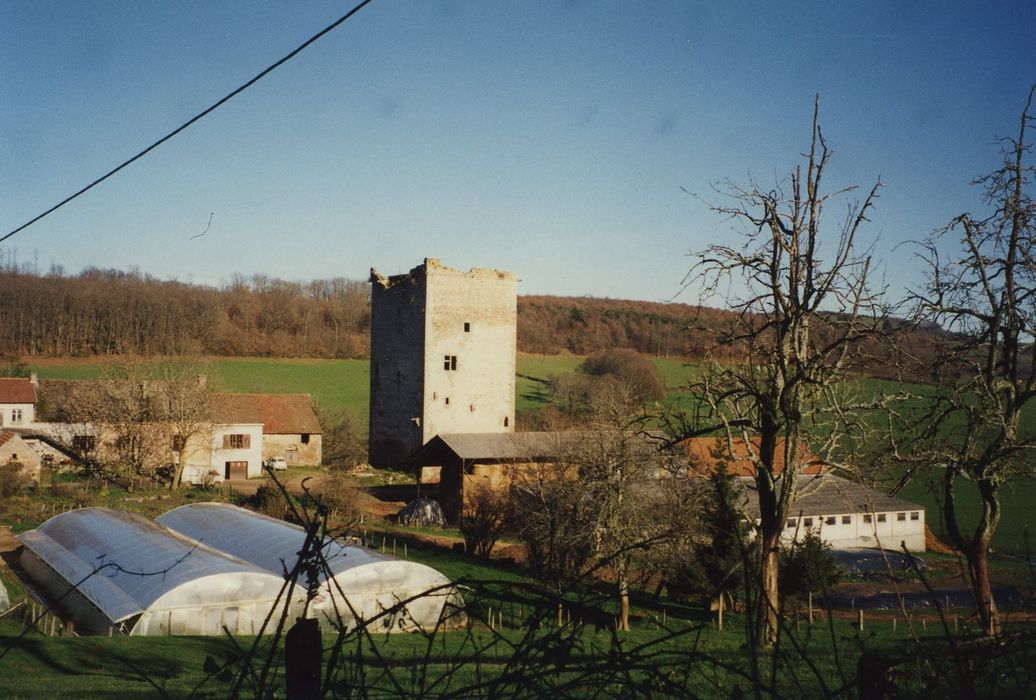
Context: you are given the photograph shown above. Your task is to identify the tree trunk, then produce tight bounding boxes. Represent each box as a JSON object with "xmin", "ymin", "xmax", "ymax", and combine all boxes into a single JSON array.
[
  {"xmin": 756, "ymin": 530, "xmax": 781, "ymax": 646},
  {"xmin": 171, "ymin": 450, "xmax": 184, "ymax": 491},
  {"xmin": 618, "ymin": 574, "xmax": 630, "ymax": 632},
  {"xmin": 969, "ymin": 478, "xmax": 1001, "ymax": 636}
]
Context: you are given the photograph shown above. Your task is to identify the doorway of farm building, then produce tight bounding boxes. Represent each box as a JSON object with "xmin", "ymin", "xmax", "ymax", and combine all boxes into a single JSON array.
[{"xmin": 225, "ymin": 461, "xmax": 248, "ymax": 480}]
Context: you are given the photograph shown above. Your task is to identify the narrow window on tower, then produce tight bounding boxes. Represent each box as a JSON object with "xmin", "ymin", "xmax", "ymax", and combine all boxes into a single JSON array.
[
  {"xmin": 445, "ymin": 397, "xmax": 450, "ymax": 406},
  {"xmin": 464, "ymin": 322, "xmax": 471, "ymax": 332},
  {"xmin": 504, "ymin": 416, "xmax": 509, "ymax": 427},
  {"xmin": 444, "ymin": 355, "xmax": 457, "ymax": 370}
]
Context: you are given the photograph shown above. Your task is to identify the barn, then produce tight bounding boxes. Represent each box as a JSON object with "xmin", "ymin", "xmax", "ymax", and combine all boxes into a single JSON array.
[
  {"xmin": 157, "ymin": 502, "xmax": 464, "ymax": 632},
  {"xmin": 17, "ymin": 508, "xmax": 303, "ymax": 636}
]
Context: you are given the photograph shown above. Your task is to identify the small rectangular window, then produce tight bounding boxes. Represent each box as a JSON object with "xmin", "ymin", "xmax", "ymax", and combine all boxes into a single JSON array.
[
  {"xmin": 443, "ymin": 355, "xmax": 458, "ymax": 371},
  {"xmin": 897, "ymin": 512, "xmax": 906, "ymax": 521},
  {"xmin": 223, "ymin": 434, "xmax": 250, "ymax": 450},
  {"xmin": 301, "ymin": 433, "xmax": 310, "ymax": 445},
  {"xmin": 73, "ymin": 435, "xmax": 96, "ymax": 452},
  {"xmin": 842, "ymin": 515, "xmax": 851, "ymax": 525},
  {"xmin": 445, "ymin": 397, "xmax": 449, "ymax": 405},
  {"xmin": 910, "ymin": 512, "xmax": 920, "ymax": 521},
  {"xmin": 786, "ymin": 519, "xmax": 796, "ymax": 529},
  {"xmin": 803, "ymin": 517, "xmax": 813, "ymax": 527},
  {"xmin": 825, "ymin": 516, "xmax": 836, "ymax": 526},
  {"xmin": 464, "ymin": 322, "xmax": 470, "ymax": 332},
  {"xmin": 504, "ymin": 416, "xmax": 509, "ymax": 427},
  {"xmin": 863, "ymin": 514, "xmax": 872, "ymax": 524},
  {"xmin": 877, "ymin": 513, "xmax": 887, "ymax": 523},
  {"xmin": 11, "ymin": 409, "xmax": 22, "ymax": 424},
  {"xmin": 171, "ymin": 435, "xmax": 186, "ymax": 452}
]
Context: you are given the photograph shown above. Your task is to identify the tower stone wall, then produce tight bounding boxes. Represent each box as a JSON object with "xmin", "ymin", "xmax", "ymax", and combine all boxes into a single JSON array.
[{"xmin": 368, "ymin": 258, "xmax": 517, "ymax": 468}]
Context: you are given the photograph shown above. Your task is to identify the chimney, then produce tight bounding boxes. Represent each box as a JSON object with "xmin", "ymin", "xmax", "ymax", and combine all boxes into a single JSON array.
[{"xmin": 30, "ymin": 372, "xmax": 38, "ymax": 387}]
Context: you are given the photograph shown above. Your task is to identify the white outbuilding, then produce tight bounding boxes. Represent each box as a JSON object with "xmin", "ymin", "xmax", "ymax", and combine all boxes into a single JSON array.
[
  {"xmin": 17, "ymin": 508, "xmax": 303, "ymax": 636},
  {"xmin": 157, "ymin": 502, "xmax": 465, "ymax": 632}
]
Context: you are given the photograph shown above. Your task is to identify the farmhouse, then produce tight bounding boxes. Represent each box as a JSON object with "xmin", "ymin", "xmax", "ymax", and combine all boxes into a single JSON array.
[
  {"xmin": 757, "ymin": 474, "xmax": 927, "ymax": 551},
  {"xmin": 0, "ymin": 375, "xmax": 37, "ymax": 427},
  {"xmin": 251, "ymin": 393, "xmax": 322, "ymax": 466},
  {"xmin": 682, "ymin": 437, "xmax": 926, "ymax": 552},
  {"xmin": 158, "ymin": 503, "xmax": 464, "ymax": 632},
  {"xmin": 17, "ymin": 508, "xmax": 304, "ymax": 636}
]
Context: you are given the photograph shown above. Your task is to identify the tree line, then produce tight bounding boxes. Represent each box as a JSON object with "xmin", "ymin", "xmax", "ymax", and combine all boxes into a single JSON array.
[{"xmin": 0, "ymin": 261, "xmax": 942, "ymax": 375}]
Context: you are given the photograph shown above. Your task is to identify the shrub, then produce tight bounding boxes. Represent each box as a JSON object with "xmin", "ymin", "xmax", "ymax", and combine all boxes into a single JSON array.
[
  {"xmin": 780, "ymin": 532, "xmax": 842, "ymax": 597},
  {"xmin": 0, "ymin": 461, "xmax": 32, "ymax": 498},
  {"xmin": 460, "ymin": 482, "xmax": 509, "ymax": 558}
]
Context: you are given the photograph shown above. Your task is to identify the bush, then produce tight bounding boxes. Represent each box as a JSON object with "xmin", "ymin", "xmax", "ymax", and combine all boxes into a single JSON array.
[
  {"xmin": 780, "ymin": 532, "xmax": 842, "ymax": 597},
  {"xmin": 0, "ymin": 461, "xmax": 32, "ymax": 498},
  {"xmin": 317, "ymin": 406, "xmax": 367, "ymax": 471},
  {"xmin": 460, "ymin": 482, "xmax": 509, "ymax": 558},
  {"xmin": 579, "ymin": 348, "xmax": 666, "ymax": 404}
]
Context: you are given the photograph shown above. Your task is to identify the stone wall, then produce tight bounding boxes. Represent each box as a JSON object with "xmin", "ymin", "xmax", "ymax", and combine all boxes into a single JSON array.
[{"xmin": 368, "ymin": 258, "xmax": 517, "ymax": 468}]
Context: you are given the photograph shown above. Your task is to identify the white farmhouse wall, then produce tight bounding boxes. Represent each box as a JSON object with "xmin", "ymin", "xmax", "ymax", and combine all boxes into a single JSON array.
[
  {"xmin": 209, "ymin": 423, "xmax": 264, "ymax": 478},
  {"xmin": 0, "ymin": 402, "xmax": 35, "ymax": 427},
  {"xmin": 782, "ymin": 508, "xmax": 926, "ymax": 552}
]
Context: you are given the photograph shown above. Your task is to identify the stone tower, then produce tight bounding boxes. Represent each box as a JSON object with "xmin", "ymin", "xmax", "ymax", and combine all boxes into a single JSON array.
[{"xmin": 368, "ymin": 258, "xmax": 517, "ymax": 468}]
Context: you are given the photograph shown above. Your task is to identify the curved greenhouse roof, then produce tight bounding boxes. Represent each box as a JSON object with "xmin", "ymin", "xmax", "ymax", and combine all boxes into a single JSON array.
[
  {"xmin": 158, "ymin": 502, "xmax": 464, "ymax": 632},
  {"xmin": 17, "ymin": 508, "xmax": 302, "ymax": 636}
]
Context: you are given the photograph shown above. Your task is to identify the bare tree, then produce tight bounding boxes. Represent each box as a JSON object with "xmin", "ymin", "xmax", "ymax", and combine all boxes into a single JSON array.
[
  {"xmin": 680, "ymin": 97, "xmax": 886, "ymax": 647},
  {"xmin": 76, "ymin": 359, "xmax": 214, "ymax": 488},
  {"xmin": 511, "ymin": 382, "xmax": 679, "ymax": 631},
  {"xmin": 160, "ymin": 360, "xmax": 216, "ymax": 490},
  {"xmin": 907, "ymin": 85, "xmax": 1036, "ymax": 636}
]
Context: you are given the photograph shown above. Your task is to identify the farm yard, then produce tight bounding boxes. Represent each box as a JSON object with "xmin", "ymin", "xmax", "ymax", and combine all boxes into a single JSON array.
[{"xmin": 22, "ymin": 354, "xmax": 1036, "ymax": 556}]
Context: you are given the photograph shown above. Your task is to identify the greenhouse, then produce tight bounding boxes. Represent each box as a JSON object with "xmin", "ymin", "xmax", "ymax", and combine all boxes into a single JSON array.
[
  {"xmin": 17, "ymin": 508, "xmax": 303, "ymax": 636},
  {"xmin": 158, "ymin": 502, "xmax": 465, "ymax": 632}
]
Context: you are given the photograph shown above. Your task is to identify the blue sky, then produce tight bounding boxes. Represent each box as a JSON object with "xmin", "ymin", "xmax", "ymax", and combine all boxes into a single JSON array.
[{"xmin": 1, "ymin": 1, "xmax": 1033, "ymax": 302}]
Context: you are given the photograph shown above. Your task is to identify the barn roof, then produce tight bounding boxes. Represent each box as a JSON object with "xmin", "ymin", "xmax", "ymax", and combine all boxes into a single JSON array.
[
  {"xmin": 411, "ymin": 431, "xmax": 591, "ymax": 464},
  {"xmin": 680, "ymin": 437, "xmax": 824, "ymax": 478},
  {"xmin": 738, "ymin": 474, "xmax": 923, "ymax": 518},
  {"xmin": 250, "ymin": 394, "xmax": 321, "ymax": 435},
  {"xmin": 0, "ymin": 377, "xmax": 36, "ymax": 404},
  {"xmin": 211, "ymin": 393, "xmax": 264, "ymax": 424}
]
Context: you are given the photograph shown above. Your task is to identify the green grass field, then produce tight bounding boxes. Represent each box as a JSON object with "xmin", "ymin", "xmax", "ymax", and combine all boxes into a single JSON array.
[
  {"xmin": 3, "ymin": 530, "xmax": 1024, "ymax": 698},
  {"xmin": 26, "ymin": 355, "xmax": 1036, "ymax": 554}
]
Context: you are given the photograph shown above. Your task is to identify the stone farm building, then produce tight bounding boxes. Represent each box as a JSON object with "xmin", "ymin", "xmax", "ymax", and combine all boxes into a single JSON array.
[
  {"xmin": 16, "ymin": 380, "xmax": 321, "ymax": 482},
  {"xmin": 0, "ymin": 375, "xmax": 37, "ymax": 428},
  {"xmin": 363, "ymin": 258, "xmax": 927, "ymax": 552}
]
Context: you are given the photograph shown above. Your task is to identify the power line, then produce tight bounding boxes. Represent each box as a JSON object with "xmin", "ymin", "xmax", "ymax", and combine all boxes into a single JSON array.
[{"xmin": 1, "ymin": 0, "xmax": 375, "ymax": 244}]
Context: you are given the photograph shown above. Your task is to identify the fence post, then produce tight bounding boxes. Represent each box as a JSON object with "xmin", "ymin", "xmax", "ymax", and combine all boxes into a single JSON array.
[
  {"xmin": 857, "ymin": 609, "xmax": 864, "ymax": 632},
  {"xmin": 718, "ymin": 594, "xmax": 724, "ymax": 631},
  {"xmin": 808, "ymin": 592, "xmax": 814, "ymax": 625}
]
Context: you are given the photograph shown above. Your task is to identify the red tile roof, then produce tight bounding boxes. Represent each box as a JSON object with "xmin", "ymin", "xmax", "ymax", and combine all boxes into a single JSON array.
[
  {"xmin": 0, "ymin": 378, "xmax": 36, "ymax": 404},
  {"xmin": 251, "ymin": 394, "xmax": 321, "ymax": 435},
  {"xmin": 210, "ymin": 394, "xmax": 264, "ymax": 424},
  {"xmin": 681, "ymin": 437, "xmax": 823, "ymax": 478}
]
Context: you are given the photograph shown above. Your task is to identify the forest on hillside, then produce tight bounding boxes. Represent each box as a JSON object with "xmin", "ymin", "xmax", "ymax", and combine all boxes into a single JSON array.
[{"xmin": 0, "ymin": 266, "xmax": 939, "ymax": 378}]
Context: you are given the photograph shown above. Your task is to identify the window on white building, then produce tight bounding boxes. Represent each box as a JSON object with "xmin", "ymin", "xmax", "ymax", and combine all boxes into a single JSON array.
[
  {"xmin": 825, "ymin": 516, "xmax": 836, "ymax": 526},
  {"xmin": 910, "ymin": 512, "xmax": 920, "ymax": 521},
  {"xmin": 10, "ymin": 409, "xmax": 22, "ymax": 424},
  {"xmin": 842, "ymin": 515, "xmax": 851, "ymax": 525}
]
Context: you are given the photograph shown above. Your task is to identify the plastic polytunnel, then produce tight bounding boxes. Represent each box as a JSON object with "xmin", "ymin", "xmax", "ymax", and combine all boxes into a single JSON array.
[
  {"xmin": 17, "ymin": 508, "xmax": 305, "ymax": 636},
  {"xmin": 157, "ymin": 503, "xmax": 465, "ymax": 633}
]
